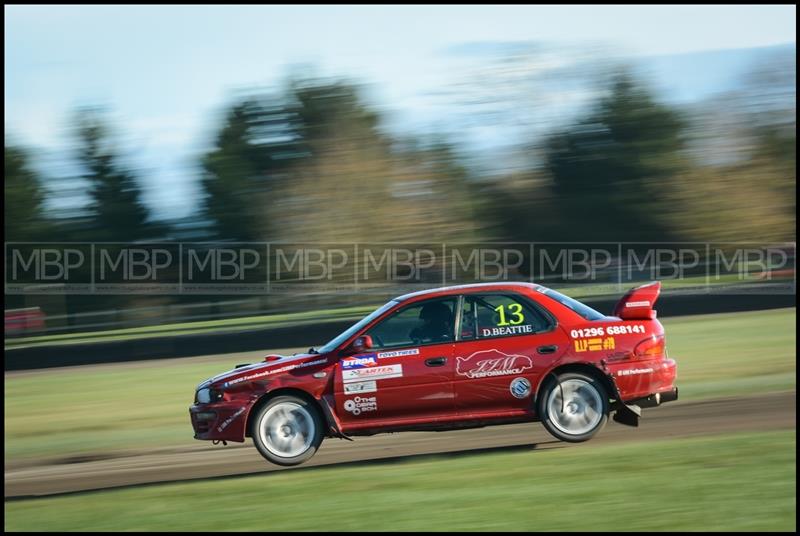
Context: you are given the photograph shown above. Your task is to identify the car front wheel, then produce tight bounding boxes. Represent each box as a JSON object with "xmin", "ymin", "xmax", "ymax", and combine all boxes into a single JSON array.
[
  {"xmin": 538, "ymin": 372, "xmax": 609, "ymax": 443},
  {"xmin": 251, "ymin": 395, "xmax": 324, "ymax": 466}
]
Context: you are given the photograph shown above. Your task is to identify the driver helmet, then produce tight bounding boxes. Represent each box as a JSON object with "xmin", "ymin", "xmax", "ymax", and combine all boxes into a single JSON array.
[{"xmin": 419, "ymin": 302, "xmax": 452, "ymax": 324}]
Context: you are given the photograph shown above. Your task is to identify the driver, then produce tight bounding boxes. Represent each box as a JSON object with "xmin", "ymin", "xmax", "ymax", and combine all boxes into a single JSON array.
[{"xmin": 409, "ymin": 302, "xmax": 453, "ymax": 343}]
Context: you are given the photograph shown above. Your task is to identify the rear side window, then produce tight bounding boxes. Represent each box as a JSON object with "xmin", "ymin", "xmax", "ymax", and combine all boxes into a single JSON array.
[
  {"xmin": 540, "ymin": 288, "xmax": 605, "ymax": 320},
  {"xmin": 461, "ymin": 294, "xmax": 552, "ymax": 340}
]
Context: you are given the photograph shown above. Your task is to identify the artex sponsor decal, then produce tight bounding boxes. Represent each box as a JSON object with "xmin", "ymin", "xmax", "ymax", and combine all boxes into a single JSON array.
[
  {"xmin": 377, "ymin": 348, "xmax": 419, "ymax": 359},
  {"xmin": 341, "ymin": 354, "xmax": 378, "ymax": 369},
  {"xmin": 342, "ymin": 364, "xmax": 403, "ymax": 383},
  {"xmin": 344, "ymin": 380, "xmax": 377, "ymax": 394},
  {"xmin": 625, "ymin": 300, "xmax": 651, "ymax": 308},
  {"xmin": 456, "ymin": 349, "xmax": 533, "ymax": 379},
  {"xmin": 343, "ymin": 396, "xmax": 378, "ymax": 415}
]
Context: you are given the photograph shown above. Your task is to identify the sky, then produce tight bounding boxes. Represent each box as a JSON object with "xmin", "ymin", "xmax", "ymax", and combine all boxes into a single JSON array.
[{"xmin": 5, "ymin": 5, "xmax": 797, "ymax": 218}]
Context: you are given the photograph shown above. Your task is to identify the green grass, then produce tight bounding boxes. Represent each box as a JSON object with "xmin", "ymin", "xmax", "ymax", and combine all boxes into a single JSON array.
[
  {"xmin": 4, "ymin": 308, "xmax": 795, "ymax": 463},
  {"xmin": 4, "ymin": 430, "xmax": 796, "ymax": 532},
  {"xmin": 661, "ymin": 307, "xmax": 796, "ymax": 399}
]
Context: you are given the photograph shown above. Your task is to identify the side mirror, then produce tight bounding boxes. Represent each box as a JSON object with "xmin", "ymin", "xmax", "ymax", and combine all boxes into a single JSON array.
[{"xmin": 350, "ymin": 335, "xmax": 373, "ymax": 354}]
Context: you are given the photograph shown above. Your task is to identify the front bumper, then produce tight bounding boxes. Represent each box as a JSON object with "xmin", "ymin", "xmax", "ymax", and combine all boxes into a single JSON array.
[{"xmin": 189, "ymin": 401, "xmax": 250, "ymax": 442}]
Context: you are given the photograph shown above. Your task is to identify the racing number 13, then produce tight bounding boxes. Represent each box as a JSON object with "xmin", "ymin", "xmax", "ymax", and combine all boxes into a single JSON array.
[{"xmin": 494, "ymin": 304, "xmax": 525, "ymax": 326}]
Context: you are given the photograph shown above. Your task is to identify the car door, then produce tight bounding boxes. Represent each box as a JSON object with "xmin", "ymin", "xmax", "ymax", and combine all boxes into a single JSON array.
[
  {"xmin": 453, "ymin": 292, "xmax": 568, "ymax": 417},
  {"xmin": 333, "ymin": 297, "xmax": 457, "ymax": 430}
]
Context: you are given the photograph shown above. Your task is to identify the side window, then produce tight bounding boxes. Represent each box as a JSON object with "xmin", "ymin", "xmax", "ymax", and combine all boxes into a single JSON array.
[
  {"xmin": 460, "ymin": 298, "xmax": 477, "ymax": 340},
  {"xmin": 366, "ymin": 298, "xmax": 457, "ymax": 349},
  {"xmin": 467, "ymin": 294, "xmax": 550, "ymax": 339}
]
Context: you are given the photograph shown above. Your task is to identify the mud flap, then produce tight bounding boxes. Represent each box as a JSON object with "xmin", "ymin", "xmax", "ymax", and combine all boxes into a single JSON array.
[
  {"xmin": 612, "ymin": 402, "xmax": 641, "ymax": 427},
  {"xmin": 320, "ymin": 394, "xmax": 354, "ymax": 441}
]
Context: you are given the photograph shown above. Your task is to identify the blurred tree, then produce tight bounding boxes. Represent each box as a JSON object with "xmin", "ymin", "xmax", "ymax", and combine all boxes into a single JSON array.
[
  {"xmin": 74, "ymin": 108, "xmax": 161, "ymax": 242},
  {"xmin": 200, "ymin": 78, "xmax": 480, "ymax": 245},
  {"xmin": 269, "ymin": 79, "xmax": 480, "ymax": 244},
  {"xmin": 665, "ymin": 50, "xmax": 796, "ymax": 243},
  {"xmin": 543, "ymin": 72, "xmax": 687, "ymax": 241},
  {"xmin": 201, "ymin": 102, "xmax": 266, "ymax": 241},
  {"xmin": 745, "ymin": 52, "xmax": 796, "ymax": 231},
  {"xmin": 4, "ymin": 142, "xmax": 50, "ymax": 242},
  {"xmin": 200, "ymin": 98, "xmax": 306, "ymax": 241}
]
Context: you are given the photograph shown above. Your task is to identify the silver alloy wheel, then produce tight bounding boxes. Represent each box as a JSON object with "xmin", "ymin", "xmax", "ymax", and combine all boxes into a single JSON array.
[
  {"xmin": 546, "ymin": 378, "xmax": 604, "ymax": 436},
  {"xmin": 258, "ymin": 402, "xmax": 314, "ymax": 458}
]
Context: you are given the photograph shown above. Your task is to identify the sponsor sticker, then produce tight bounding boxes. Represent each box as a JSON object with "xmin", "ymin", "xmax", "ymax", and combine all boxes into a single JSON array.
[
  {"xmin": 217, "ymin": 407, "xmax": 246, "ymax": 432},
  {"xmin": 616, "ymin": 367, "xmax": 654, "ymax": 376},
  {"xmin": 342, "ymin": 364, "xmax": 403, "ymax": 383},
  {"xmin": 342, "ymin": 354, "xmax": 378, "ymax": 369},
  {"xmin": 574, "ymin": 337, "xmax": 615, "ymax": 352},
  {"xmin": 344, "ymin": 380, "xmax": 378, "ymax": 394},
  {"xmin": 626, "ymin": 301, "xmax": 651, "ymax": 308},
  {"xmin": 377, "ymin": 348, "xmax": 420, "ymax": 359},
  {"xmin": 571, "ymin": 325, "xmax": 645, "ymax": 337},
  {"xmin": 343, "ymin": 396, "xmax": 378, "ymax": 415},
  {"xmin": 224, "ymin": 358, "xmax": 328, "ymax": 387},
  {"xmin": 456, "ymin": 349, "xmax": 533, "ymax": 379},
  {"xmin": 510, "ymin": 377, "xmax": 532, "ymax": 399}
]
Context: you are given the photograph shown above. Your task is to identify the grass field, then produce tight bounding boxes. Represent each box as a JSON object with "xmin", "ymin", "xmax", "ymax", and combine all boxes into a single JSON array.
[
  {"xmin": 4, "ymin": 430, "xmax": 796, "ymax": 531},
  {"xmin": 4, "ymin": 308, "xmax": 796, "ymax": 462}
]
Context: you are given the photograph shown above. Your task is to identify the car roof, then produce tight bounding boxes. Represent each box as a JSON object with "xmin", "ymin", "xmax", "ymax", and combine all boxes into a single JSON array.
[{"xmin": 394, "ymin": 282, "xmax": 546, "ymax": 302}]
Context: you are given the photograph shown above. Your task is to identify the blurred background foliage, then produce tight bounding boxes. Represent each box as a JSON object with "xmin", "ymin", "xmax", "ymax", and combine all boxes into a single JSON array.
[
  {"xmin": 6, "ymin": 64, "xmax": 795, "ymax": 246},
  {"xmin": 4, "ymin": 52, "xmax": 796, "ymax": 318}
]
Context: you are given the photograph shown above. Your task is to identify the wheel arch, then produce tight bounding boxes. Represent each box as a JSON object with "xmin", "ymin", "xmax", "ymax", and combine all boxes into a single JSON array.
[
  {"xmin": 534, "ymin": 362, "xmax": 620, "ymax": 407},
  {"xmin": 244, "ymin": 387, "xmax": 332, "ymax": 438}
]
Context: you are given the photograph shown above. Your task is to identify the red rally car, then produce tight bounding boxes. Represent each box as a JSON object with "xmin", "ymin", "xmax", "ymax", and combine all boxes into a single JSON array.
[{"xmin": 190, "ymin": 282, "xmax": 678, "ymax": 466}]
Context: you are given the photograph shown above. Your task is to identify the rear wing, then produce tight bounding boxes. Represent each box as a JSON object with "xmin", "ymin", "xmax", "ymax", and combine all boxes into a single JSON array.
[{"xmin": 613, "ymin": 281, "xmax": 662, "ymax": 320}]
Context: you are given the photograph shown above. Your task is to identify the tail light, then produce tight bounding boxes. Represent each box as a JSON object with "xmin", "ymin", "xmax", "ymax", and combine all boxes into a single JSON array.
[{"xmin": 634, "ymin": 335, "xmax": 665, "ymax": 359}]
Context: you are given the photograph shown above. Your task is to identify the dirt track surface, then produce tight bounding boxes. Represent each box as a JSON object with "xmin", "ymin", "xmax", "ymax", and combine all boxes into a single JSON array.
[{"xmin": 4, "ymin": 391, "xmax": 795, "ymax": 499}]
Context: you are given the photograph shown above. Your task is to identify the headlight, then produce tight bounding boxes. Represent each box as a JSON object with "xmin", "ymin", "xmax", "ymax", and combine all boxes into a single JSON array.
[
  {"xmin": 196, "ymin": 386, "xmax": 224, "ymax": 404},
  {"xmin": 196, "ymin": 388, "xmax": 212, "ymax": 404}
]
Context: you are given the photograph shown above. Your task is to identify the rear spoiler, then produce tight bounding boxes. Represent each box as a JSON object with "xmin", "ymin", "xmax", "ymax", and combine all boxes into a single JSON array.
[{"xmin": 613, "ymin": 281, "xmax": 662, "ymax": 320}]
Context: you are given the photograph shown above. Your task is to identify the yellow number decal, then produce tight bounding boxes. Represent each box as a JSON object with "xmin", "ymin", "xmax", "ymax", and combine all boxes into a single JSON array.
[
  {"xmin": 508, "ymin": 303, "xmax": 525, "ymax": 325},
  {"xmin": 494, "ymin": 305, "xmax": 508, "ymax": 326},
  {"xmin": 494, "ymin": 304, "xmax": 525, "ymax": 326}
]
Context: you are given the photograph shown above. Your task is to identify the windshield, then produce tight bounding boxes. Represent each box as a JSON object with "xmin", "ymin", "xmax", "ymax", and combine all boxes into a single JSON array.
[
  {"xmin": 316, "ymin": 300, "xmax": 399, "ymax": 354},
  {"xmin": 540, "ymin": 288, "xmax": 605, "ymax": 321}
]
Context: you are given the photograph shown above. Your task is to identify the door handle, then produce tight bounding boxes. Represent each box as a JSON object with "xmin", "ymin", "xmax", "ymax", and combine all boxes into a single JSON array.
[
  {"xmin": 425, "ymin": 357, "xmax": 447, "ymax": 367},
  {"xmin": 537, "ymin": 345, "xmax": 558, "ymax": 354}
]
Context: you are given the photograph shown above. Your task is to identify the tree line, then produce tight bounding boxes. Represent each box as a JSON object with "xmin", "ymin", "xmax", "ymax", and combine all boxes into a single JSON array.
[{"xmin": 5, "ymin": 66, "xmax": 795, "ymax": 316}]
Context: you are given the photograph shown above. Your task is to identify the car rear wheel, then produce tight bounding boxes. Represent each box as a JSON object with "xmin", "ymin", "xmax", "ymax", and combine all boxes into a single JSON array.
[
  {"xmin": 251, "ymin": 395, "xmax": 324, "ymax": 466},
  {"xmin": 538, "ymin": 372, "xmax": 609, "ymax": 443}
]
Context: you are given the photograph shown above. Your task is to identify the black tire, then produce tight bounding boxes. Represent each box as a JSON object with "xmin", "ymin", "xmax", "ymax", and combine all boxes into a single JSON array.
[
  {"xmin": 537, "ymin": 372, "xmax": 609, "ymax": 443},
  {"xmin": 251, "ymin": 395, "xmax": 324, "ymax": 466}
]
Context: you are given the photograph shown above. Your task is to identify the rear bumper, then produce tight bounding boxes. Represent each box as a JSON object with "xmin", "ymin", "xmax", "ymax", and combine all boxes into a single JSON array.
[
  {"xmin": 629, "ymin": 386, "xmax": 679, "ymax": 408},
  {"xmin": 611, "ymin": 357, "xmax": 678, "ymax": 402}
]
